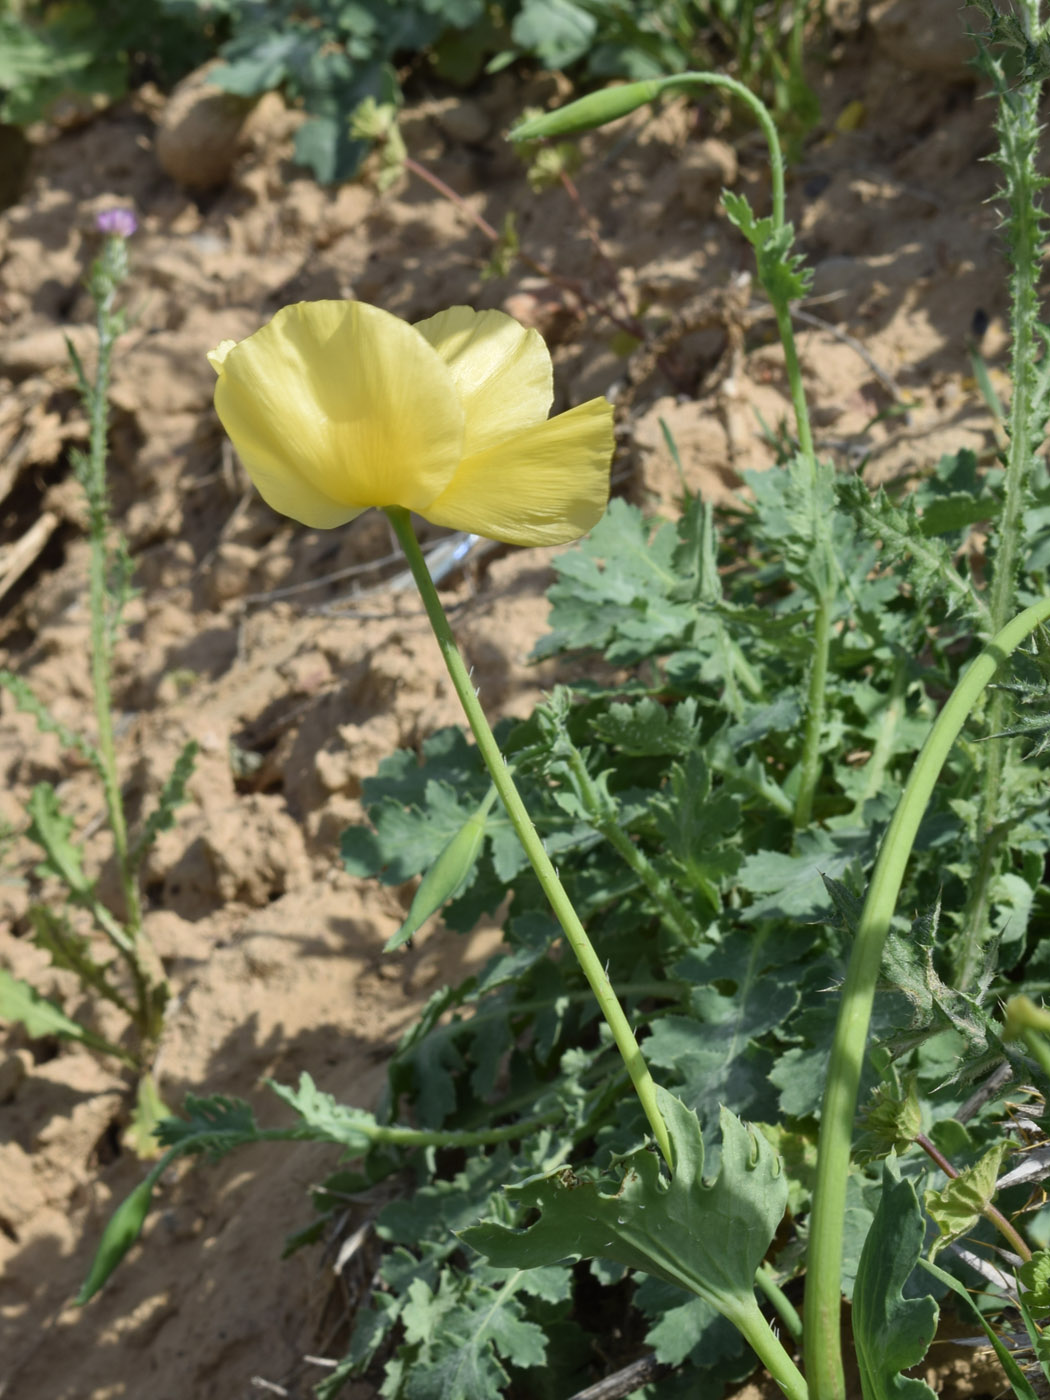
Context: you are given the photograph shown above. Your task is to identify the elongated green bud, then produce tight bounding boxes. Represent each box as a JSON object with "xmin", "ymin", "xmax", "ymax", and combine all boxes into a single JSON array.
[
  {"xmin": 77, "ymin": 1176, "xmax": 155, "ymax": 1304},
  {"xmin": 510, "ymin": 80, "xmax": 667, "ymax": 142},
  {"xmin": 1004, "ymin": 993, "xmax": 1050, "ymax": 1038},
  {"xmin": 384, "ymin": 786, "xmax": 498, "ymax": 952}
]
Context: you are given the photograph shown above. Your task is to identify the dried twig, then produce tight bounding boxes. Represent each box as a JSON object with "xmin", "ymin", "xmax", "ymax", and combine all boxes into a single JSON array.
[
  {"xmin": 0, "ymin": 511, "xmax": 60, "ymax": 602},
  {"xmin": 567, "ymin": 1353, "xmax": 669, "ymax": 1400}
]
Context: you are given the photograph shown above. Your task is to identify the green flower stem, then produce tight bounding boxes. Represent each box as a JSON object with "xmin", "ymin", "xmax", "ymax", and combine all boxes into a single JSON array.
[
  {"xmin": 660, "ymin": 74, "xmax": 785, "ymax": 229},
  {"xmin": 385, "ymin": 507, "xmax": 672, "ymax": 1168},
  {"xmin": 804, "ymin": 595, "xmax": 1050, "ymax": 1400},
  {"xmin": 956, "ymin": 4, "xmax": 1044, "ymax": 989},
  {"xmin": 755, "ymin": 1261, "xmax": 804, "ymax": 1343},
  {"xmin": 561, "ymin": 740, "xmax": 696, "ymax": 944},
  {"xmin": 517, "ymin": 73, "xmax": 831, "ymax": 829}
]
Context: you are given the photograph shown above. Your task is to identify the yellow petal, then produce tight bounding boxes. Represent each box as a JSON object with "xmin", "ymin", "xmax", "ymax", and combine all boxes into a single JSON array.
[
  {"xmin": 207, "ymin": 339, "xmax": 237, "ymax": 372},
  {"xmin": 422, "ymin": 397, "xmax": 614, "ymax": 546},
  {"xmin": 212, "ymin": 301, "xmax": 465, "ymax": 524},
  {"xmin": 414, "ymin": 307, "xmax": 553, "ymax": 461}
]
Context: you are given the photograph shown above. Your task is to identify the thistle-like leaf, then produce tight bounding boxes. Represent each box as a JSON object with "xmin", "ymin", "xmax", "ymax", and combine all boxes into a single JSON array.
[{"xmin": 461, "ymin": 1091, "xmax": 786, "ymax": 1335}]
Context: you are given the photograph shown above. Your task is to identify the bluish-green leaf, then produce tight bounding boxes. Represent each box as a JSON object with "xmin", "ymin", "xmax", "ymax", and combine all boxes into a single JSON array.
[
  {"xmin": 462, "ymin": 1091, "xmax": 786, "ymax": 1335},
  {"xmin": 853, "ymin": 1164, "xmax": 938, "ymax": 1399}
]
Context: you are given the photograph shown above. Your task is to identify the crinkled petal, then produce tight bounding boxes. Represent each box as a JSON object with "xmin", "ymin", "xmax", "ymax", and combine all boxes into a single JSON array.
[
  {"xmin": 414, "ymin": 307, "xmax": 553, "ymax": 462},
  {"xmin": 212, "ymin": 301, "xmax": 464, "ymax": 524},
  {"xmin": 422, "ymin": 397, "xmax": 614, "ymax": 546}
]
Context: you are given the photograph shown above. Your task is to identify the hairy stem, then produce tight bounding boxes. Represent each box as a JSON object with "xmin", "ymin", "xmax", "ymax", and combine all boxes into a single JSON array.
[
  {"xmin": 386, "ymin": 507, "xmax": 672, "ymax": 1167},
  {"xmin": 756, "ymin": 1261, "xmax": 804, "ymax": 1342},
  {"xmin": 77, "ymin": 241, "xmax": 155, "ymax": 1036}
]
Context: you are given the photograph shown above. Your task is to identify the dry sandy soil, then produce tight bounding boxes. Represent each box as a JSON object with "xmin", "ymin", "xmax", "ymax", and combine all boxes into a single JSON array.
[{"xmin": 0, "ymin": 3, "xmax": 1026, "ymax": 1397}]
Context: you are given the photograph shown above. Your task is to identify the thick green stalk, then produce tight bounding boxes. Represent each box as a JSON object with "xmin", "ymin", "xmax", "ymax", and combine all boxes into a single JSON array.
[
  {"xmin": 385, "ymin": 508, "xmax": 672, "ymax": 1167},
  {"xmin": 955, "ymin": 2, "xmax": 1045, "ymax": 987},
  {"xmin": 803, "ymin": 596, "xmax": 1050, "ymax": 1400}
]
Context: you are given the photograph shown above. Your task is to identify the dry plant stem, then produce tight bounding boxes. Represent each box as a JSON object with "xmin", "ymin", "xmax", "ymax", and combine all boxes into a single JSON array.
[
  {"xmin": 402, "ymin": 155, "xmax": 647, "ymax": 342},
  {"xmin": 804, "ymin": 595, "xmax": 1050, "ymax": 1400},
  {"xmin": 914, "ymin": 1132, "xmax": 1032, "ymax": 1262},
  {"xmin": 385, "ymin": 507, "xmax": 673, "ymax": 1167}
]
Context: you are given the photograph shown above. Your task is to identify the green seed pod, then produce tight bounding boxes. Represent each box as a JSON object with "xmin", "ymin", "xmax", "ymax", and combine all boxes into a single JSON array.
[
  {"xmin": 76, "ymin": 1176, "xmax": 155, "ymax": 1304},
  {"xmin": 510, "ymin": 80, "xmax": 666, "ymax": 142},
  {"xmin": 385, "ymin": 787, "xmax": 497, "ymax": 952}
]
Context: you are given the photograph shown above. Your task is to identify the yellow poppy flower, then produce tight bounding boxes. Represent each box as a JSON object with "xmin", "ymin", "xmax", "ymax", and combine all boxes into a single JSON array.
[{"xmin": 208, "ymin": 301, "xmax": 614, "ymax": 546}]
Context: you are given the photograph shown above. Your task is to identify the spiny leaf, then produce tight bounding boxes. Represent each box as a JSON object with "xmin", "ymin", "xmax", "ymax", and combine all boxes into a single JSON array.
[
  {"xmin": 267, "ymin": 1073, "xmax": 380, "ymax": 1154},
  {"xmin": 648, "ymin": 752, "xmax": 741, "ymax": 910},
  {"xmin": 130, "ymin": 739, "xmax": 198, "ymax": 867},
  {"xmin": 838, "ymin": 475, "xmax": 985, "ymax": 618},
  {"xmin": 647, "ymin": 934, "xmax": 795, "ymax": 1135},
  {"xmin": 590, "ymin": 696, "xmax": 700, "ymax": 756},
  {"xmin": 534, "ymin": 499, "xmax": 693, "ymax": 663},
  {"xmin": 739, "ymin": 827, "xmax": 872, "ymax": 921},
  {"xmin": 26, "ymin": 783, "xmax": 92, "ymax": 895},
  {"xmin": 154, "ymin": 1092, "xmax": 260, "ymax": 1157},
  {"xmin": 0, "ymin": 670, "xmax": 100, "ymax": 770},
  {"xmin": 462, "ymin": 1091, "xmax": 786, "ymax": 1335},
  {"xmin": 853, "ymin": 1164, "xmax": 938, "ymax": 1399}
]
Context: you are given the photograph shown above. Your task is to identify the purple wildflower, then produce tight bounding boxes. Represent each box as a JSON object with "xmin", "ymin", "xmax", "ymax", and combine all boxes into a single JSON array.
[{"xmin": 96, "ymin": 208, "xmax": 138, "ymax": 238}]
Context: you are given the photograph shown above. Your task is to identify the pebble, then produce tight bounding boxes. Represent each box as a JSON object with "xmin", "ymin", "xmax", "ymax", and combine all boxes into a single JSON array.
[{"xmin": 869, "ymin": 0, "xmax": 976, "ymax": 80}]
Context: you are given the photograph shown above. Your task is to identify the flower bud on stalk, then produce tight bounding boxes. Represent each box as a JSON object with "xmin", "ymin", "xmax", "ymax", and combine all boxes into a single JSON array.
[{"xmin": 510, "ymin": 79, "xmax": 669, "ymax": 141}]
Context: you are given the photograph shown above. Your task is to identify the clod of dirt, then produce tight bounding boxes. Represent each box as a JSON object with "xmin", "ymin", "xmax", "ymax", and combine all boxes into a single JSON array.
[
  {"xmin": 869, "ymin": 0, "xmax": 976, "ymax": 78},
  {"xmin": 155, "ymin": 62, "xmax": 258, "ymax": 190},
  {"xmin": 676, "ymin": 137, "xmax": 739, "ymax": 217},
  {"xmin": 432, "ymin": 97, "xmax": 492, "ymax": 145},
  {"xmin": 0, "ymin": 124, "xmax": 30, "ymax": 213}
]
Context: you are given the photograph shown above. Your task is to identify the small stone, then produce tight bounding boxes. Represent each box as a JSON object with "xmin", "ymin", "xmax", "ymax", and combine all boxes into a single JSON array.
[
  {"xmin": 155, "ymin": 62, "xmax": 257, "ymax": 190},
  {"xmin": 0, "ymin": 325, "xmax": 93, "ymax": 377},
  {"xmin": 0, "ymin": 1050, "xmax": 30, "ymax": 1104},
  {"xmin": 434, "ymin": 99, "xmax": 491, "ymax": 145},
  {"xmin": 315, "ymin": 747, "xmax": 353, "ymax": 793},
  {"xmin": 869, "ymin": 0, "xmax": 975, "ymax": 79},
  {"xmin": 208, "ymin": 541, "xmax": 258, "ymax": 605}
]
